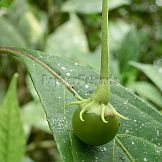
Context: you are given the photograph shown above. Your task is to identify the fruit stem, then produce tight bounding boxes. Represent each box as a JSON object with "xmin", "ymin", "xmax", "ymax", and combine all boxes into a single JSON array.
[
  {"xmin": 101, "ymin": 0, "xmax": 109, "ymax": 81},
  {"xmin": 92, "ymin": 0, "xmax": 110, "ymax": 104}
]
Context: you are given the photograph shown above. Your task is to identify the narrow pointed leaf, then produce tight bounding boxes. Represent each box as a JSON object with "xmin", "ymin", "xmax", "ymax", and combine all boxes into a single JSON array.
[{"xmin": 0, "ymin": 74, "xmax": 26, "ymax": 162}]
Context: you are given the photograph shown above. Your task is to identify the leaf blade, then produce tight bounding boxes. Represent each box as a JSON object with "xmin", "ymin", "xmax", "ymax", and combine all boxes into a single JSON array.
[
  {"xmin": 130, "ymin": 61, "xmax": 162, "ymax": 92},
  {"xmin": 61, "ymin": 0, "xmax": 131, "ymax": 14},
  {"xmin": 0, "ymin": 74, "xmax": 26, "ymax": 162}
]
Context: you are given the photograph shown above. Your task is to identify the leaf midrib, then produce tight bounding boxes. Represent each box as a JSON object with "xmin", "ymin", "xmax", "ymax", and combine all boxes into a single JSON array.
[
  {"xmin": 63, "ymin": 89, "xmax": 75, "ymax": 162},
  {"xmin": 115, "ymin": 137, "xmax": 135, "ymax": 162}
]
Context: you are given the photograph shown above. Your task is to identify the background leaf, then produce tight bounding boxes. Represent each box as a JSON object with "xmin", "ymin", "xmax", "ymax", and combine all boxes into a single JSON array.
[
  {"xmin": 1, "ymin": 48, "xmax": 161, "ymax": 161},
  {"xmin": 0, "ymin": 74, "xmax": 26, "ymax": 162},
  {"xmin": 130, "ymin": 62, "xmax": 162, "ymax": 92},
  {"xmin": 22, "ymin": 101, "xmax": 50, "ymax": 134},
  {"xmin": 6, "ymin": 0, "xmax": 45, "ymax": 49},
  {"xmin": 109, "ymin": 20, "xmax": 142, "ymax": 84},
  {"xmin": 61, "ymin": 0, "xmax": 131, "ymax": 14},
  {"xmin": 128, "ymin": 81, "xmax": 162, "ymax": 109},
  {"xmin": 45, "ymin": 14, "xmax": 89, "ymax": 59},
  {"xmin": 0, "ymin": 17, "xmax": 27, "ymax": 47}
]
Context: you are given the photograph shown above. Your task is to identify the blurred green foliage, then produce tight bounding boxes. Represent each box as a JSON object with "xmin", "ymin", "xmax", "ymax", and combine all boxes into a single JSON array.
[{"xmin": 0, "ymin": 0, "xmax": 162, "ymax": 161}]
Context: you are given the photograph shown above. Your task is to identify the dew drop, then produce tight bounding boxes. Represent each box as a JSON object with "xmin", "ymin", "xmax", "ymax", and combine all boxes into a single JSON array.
[
  {"xmin": 75, "ymin": 62, "xmax": 78, "ymax": 66},
  {"xmin": 144, "ymin": 157, "xmax": 147, "ymax": 161},
  {"xmin": 158, "ymin": 143, "xmax": 161, "ymax": 146},
  {"xmin": 61, "ymin": 66, "xmax": 66, "ymax": 70},
  {"xmin": 85, "ymin": 84, "xmax": 89, "ymax": 88},
  {"xmin": 156, "ymin": 130, "xmax": 160, "ymax": 136},
  {"xmin": 156, "ymin": 149, "xmax": 160, "ymax": 154},
  {"xmin": 56, "ymin": 81, "xmax": 60, "ymax": 85},
  {"xmin": 126, "ymin": 130, "xmax": 129, "ymax": 133},
  {"xmin": 132, "ymin": 141, "xmax": 134, "ymax": 145},
  {"xmin": 123, "ymin": 100, "xmax": 128, "ymax": 104},
  {"xmin": 66, "ymin": 72, "xmax": 70, "ymax": 76},
  {"xmin": 103, "ymin": 147, "xmax": 107, "ymax": 151},
  {"xmin": 58, "ymin": 96, "xmax": 61, "ymax": 99}
]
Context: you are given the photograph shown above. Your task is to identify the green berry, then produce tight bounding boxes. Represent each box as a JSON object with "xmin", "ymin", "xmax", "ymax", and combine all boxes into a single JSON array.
[{"xmin": 72, "ymin": 105, "xmax": 120, "ymax": 146}]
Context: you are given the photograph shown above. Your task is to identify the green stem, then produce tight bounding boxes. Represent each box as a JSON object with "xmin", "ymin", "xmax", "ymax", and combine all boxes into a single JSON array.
[
  {"xmin": 101, "ymin": 0, "xmax": 109, "ymax": 81},
  {"xmin": 92, "ymin": 0, "xmax": 110, "ymax": 104}
]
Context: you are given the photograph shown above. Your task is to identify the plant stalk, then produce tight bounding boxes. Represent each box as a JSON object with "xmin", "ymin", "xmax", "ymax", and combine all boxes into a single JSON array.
[
  {"xmin": 101, "ymin": 0, "xmax": 109, "ymax": 81},
  {"xmin": 92, "ymin": 0, "xmax": 110, "ymax": 104}
]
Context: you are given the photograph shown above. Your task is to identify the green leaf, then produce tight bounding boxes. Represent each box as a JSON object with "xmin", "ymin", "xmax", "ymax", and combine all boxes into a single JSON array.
[
  {"xmin": 7, "ymin": 0, "xmax": 45, "ymax": 48},
  {"xmin": 130, "ymin": 62, "xmax": 162, "ymax": 92},
  {"xmin": 128, "ymin": 81, "xmax": 162, "ymax": 109},
  {"xmin": 0, "ymin": 48, "xmax": 161, "ymax": 161},
  {"xmin": 0, "ymin": 74, "xmax": 26, "ymax": 162},
  {"xmin": 45, "ymin": 14, "xmax": 89, "ymax": 59},
  {"xmin": 0, "ymin": 17, "xmax": 27, "ymax": 47},
  {"xmin": 109, "ymin": 20, "xmax": 141, "ymax": 84},
  {"xmin": 26, "ymin": 75, "xmax": 40, "ymax": 101},
  {"xmin": 61, "ymin": 0, "xmax": 131, "ymax": 14},
  {"xmin": 22, "ymin": 101, "xmax": 50, "ymax": 134}
]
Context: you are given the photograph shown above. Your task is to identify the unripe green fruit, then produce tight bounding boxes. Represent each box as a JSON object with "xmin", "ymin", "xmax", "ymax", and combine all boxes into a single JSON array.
[{"xmin": 72, "ymin": 106, "xmax": 120, "ymax": 146}]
